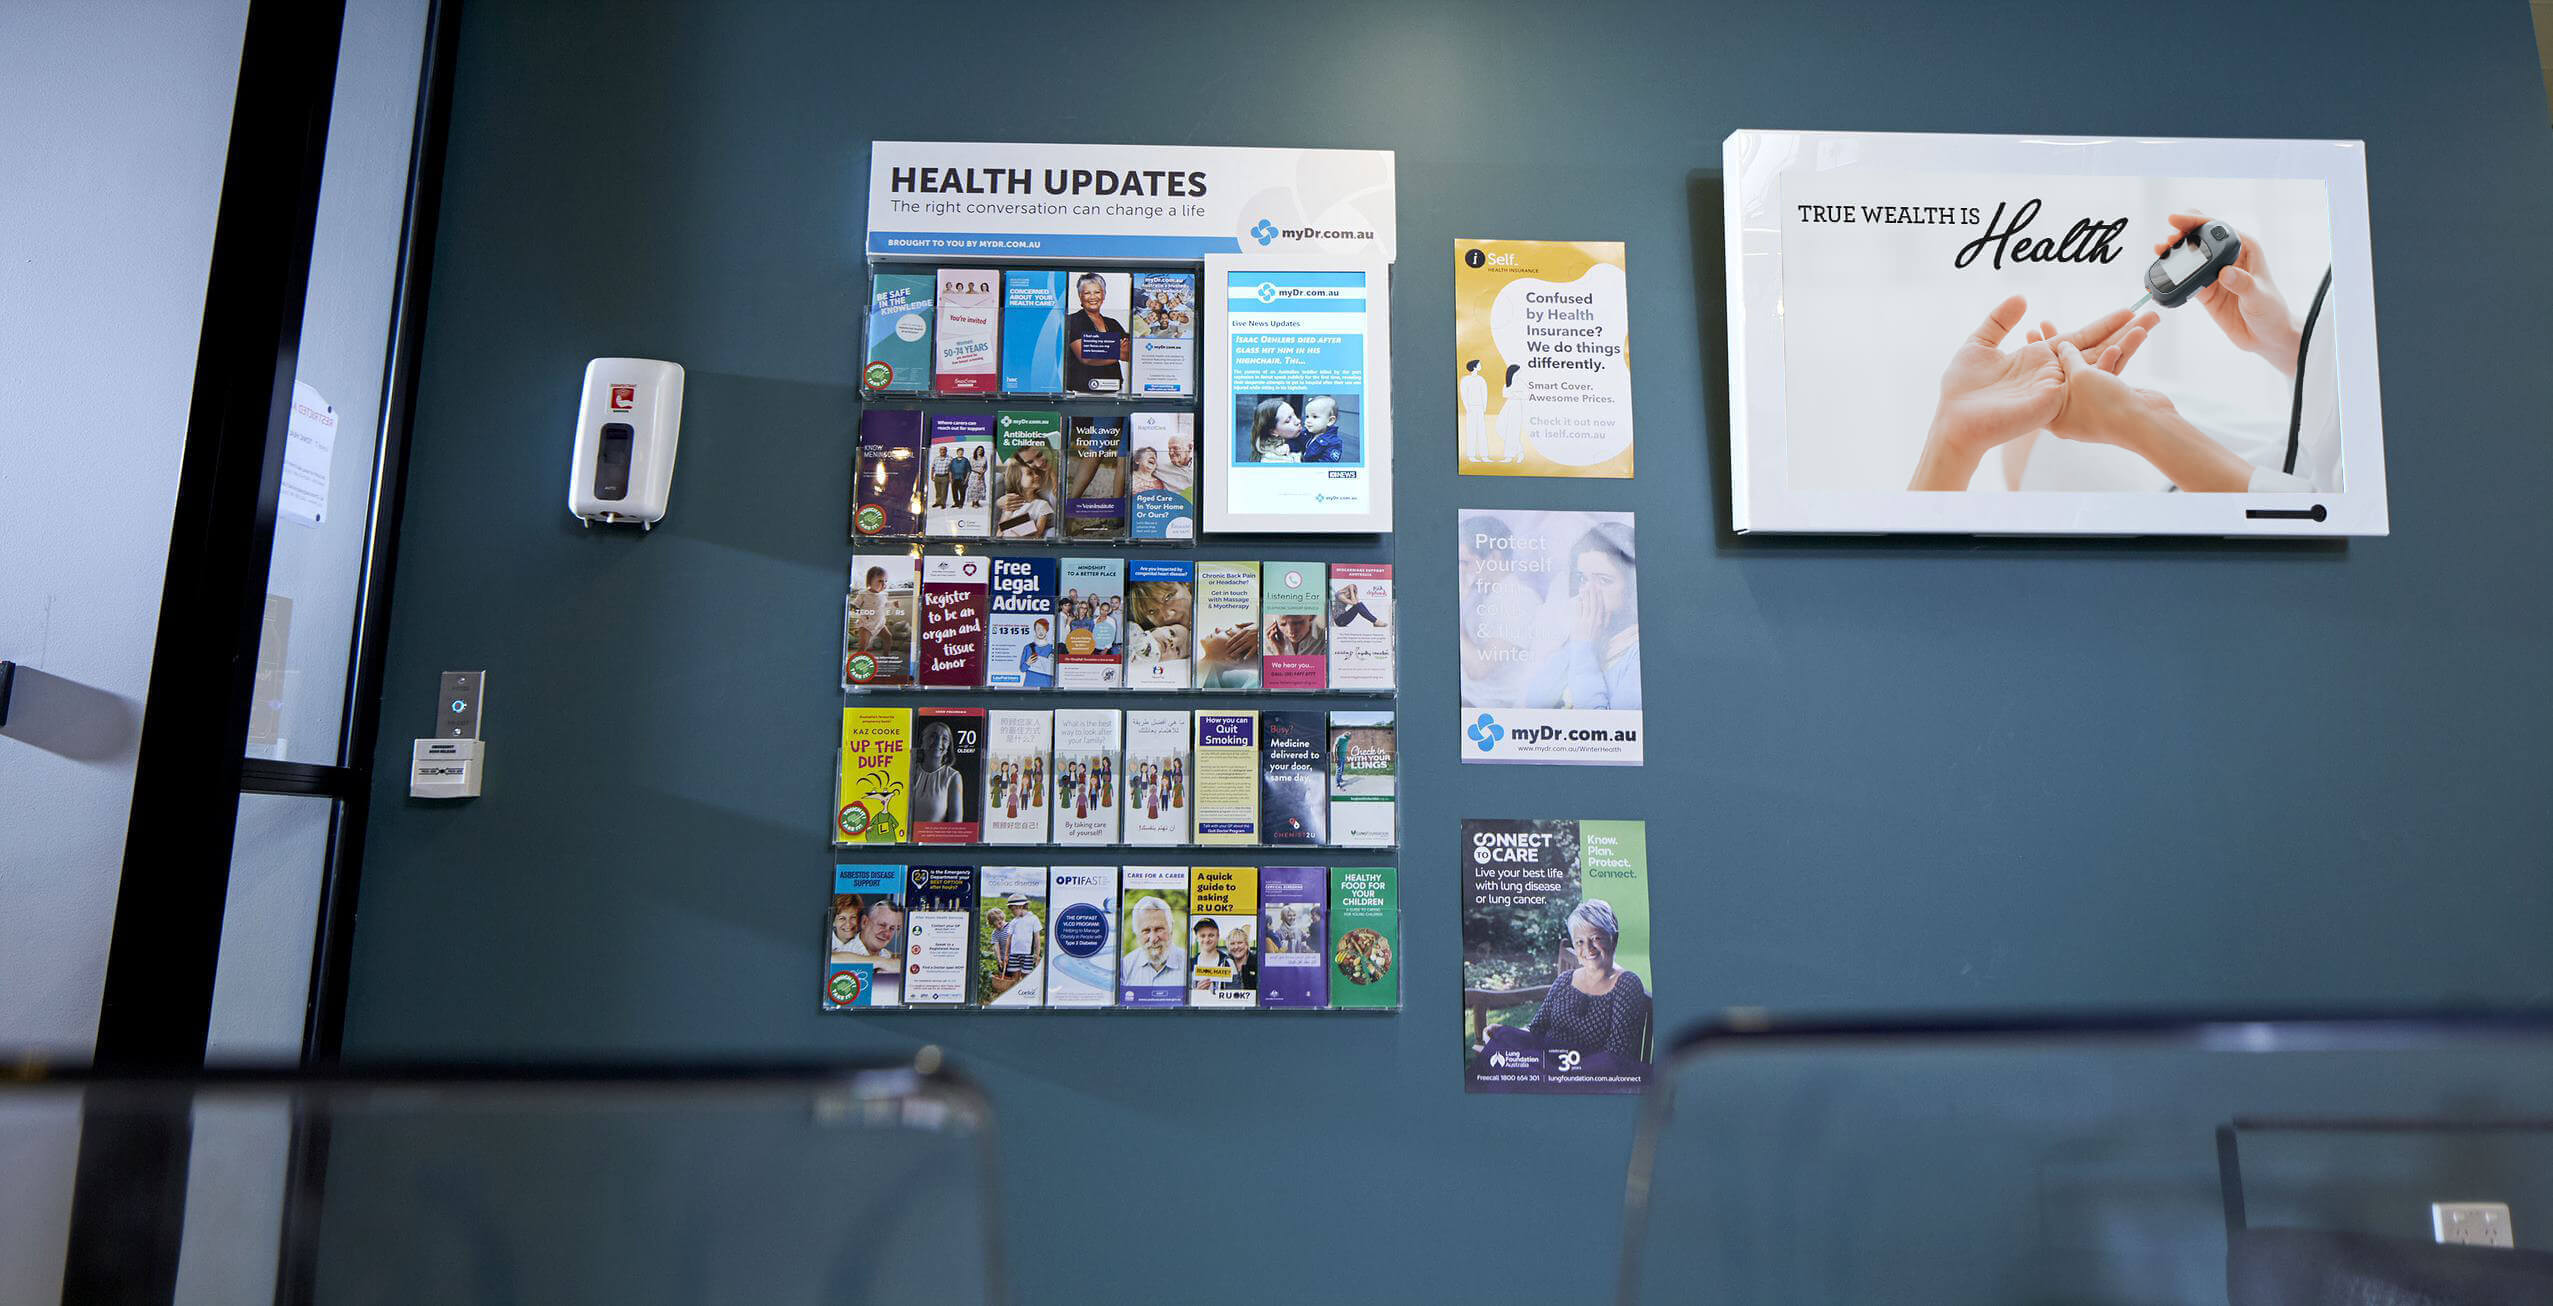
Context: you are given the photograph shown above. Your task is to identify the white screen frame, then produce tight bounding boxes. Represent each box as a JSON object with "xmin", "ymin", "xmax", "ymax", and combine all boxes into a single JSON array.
[
  {"xmin": 1725, "ymin": 130, "xmax": 2387, "ymax": 537},
  {"xmin": 1202, "ymin": 254, "xmax": 1394, "ymax": 535}
]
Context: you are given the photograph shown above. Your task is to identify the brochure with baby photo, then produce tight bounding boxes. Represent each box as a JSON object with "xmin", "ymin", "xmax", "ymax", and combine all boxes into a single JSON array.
[
  {"xmin": 1123, "ymin": 558, "xmax": 1193, "ymax": 691},
  {"xmin": 841, "ymin": 553, "xmax": 917, "ymax": 691},
  {"xmin": 1461, "ymin": 818, "xmax": 1652, "ymax": 1094}
]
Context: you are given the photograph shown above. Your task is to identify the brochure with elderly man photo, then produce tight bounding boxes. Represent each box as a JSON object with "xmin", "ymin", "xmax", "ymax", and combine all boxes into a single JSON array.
[{"xmin": 1462, "ymin": 818, "xmax": 1653, "ymax": 1095}]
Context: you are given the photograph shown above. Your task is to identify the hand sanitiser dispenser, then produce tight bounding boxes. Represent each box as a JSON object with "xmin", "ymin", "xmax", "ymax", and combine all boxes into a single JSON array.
[{"xmin": 568, "ymin": 358, "xmax": 684, "ymax": 527}]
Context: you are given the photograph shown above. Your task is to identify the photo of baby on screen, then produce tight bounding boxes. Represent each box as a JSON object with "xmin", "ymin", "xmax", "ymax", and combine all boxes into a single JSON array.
[{"xmin": 1233, "ymin": 393, "xmax": 1360, "ymax": 465}]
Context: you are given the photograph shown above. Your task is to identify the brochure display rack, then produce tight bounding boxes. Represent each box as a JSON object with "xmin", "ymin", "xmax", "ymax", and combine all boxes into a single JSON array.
[{"xmin": 829, "ymin": 141, "xmax": 1401, "ymax": 1014}]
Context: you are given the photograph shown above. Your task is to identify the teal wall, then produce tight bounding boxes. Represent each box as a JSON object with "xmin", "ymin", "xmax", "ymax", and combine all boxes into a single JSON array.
[{"xmin": 347, "ymin": 1, "xmax": 2553, "ymax": 1299}]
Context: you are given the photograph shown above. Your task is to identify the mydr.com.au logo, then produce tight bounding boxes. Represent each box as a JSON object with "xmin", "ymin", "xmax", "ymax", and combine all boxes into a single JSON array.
[
  {"xmin": 1250, "ymin": 217, "xmax": 1376, "ymax": 248},
  {"xmin": 1467, "ymin": 713, "xmax": 1505, "ymax": 752}
]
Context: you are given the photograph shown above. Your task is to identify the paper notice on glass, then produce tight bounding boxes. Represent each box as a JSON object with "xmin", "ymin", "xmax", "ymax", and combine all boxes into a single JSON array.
[{"xmin": 283, "ymin": 381, "xmax": 337, "ymax": 527}]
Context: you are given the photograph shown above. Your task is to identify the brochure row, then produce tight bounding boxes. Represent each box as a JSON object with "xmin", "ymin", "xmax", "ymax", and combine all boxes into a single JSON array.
[
  {"xmin": 864, "ymin": 267, "xmax": 1195, "ymax": 400},
  {"xmin": 854, "ymin": 407, "xmax": 1198, "ymax": 542},
  {"xmin": 826, "ymin": 863, "xmax": 1399, "ymax": 1012},
  {"xmin": 835, "ymin": 707, "xmax": 1393, "ymax": 850},
  {"xmin": 846, "ymin": 555, "xmax": 1392, "ymax": 693}
]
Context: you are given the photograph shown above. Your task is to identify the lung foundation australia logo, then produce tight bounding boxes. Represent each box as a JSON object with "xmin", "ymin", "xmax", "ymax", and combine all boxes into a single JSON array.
[
  {"xmin": 1486, "ymin": 1047, "xmax": 1542, "ymax": 1071},
  {"xmin": 1467, "ymin": 713, "xmax": 1506, "ymax": 753}
]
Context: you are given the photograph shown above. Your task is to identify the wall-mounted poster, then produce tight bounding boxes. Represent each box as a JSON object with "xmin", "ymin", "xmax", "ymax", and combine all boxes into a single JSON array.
[
  {"xmin": 1462, "ymin": 819, "xmax": 1652, "ymax": 1095},
  {"xmin": 1725, "ymin": 130, "xmax": 2386, "ymax": 535},
  {"xmin": 1454, "ymin": 240, "xmax": 1632, "ymax": 478},
  {"xmin": 1203, "ymin": 255, "xmax": 1393, "ymax": 534},
  {"xmin": 1456, "ymin": 510, "xmax": 1642, "ymax": 766}
]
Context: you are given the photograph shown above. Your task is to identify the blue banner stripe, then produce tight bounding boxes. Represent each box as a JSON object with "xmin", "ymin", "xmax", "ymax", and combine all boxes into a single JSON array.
[{"xmin": 869, "ymin": 231, "xmax": 1243, "ymax": 259}]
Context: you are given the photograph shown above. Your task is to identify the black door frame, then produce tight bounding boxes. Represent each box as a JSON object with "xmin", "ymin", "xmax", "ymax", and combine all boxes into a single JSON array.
[{"xmin": 61, "ymin": 0, "xmax": 462, "ymax": 1299}]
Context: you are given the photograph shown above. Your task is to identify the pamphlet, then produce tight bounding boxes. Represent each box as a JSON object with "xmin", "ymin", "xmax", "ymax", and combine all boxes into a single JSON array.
[
  {"xmin": 1193, "ymin": 562, "xmax": 1261, "ymax": 690},
  {"xmin": 933, "ymin": 268, "xmax": 998, "ymax": 395},
  {"xmin": 977, "ymin": 866, "xmax": 1048, "ymax": 1008},
  {"xmin": 1063, "ymin": 415, "xmax": 1126, "ymax": 539},
  {"xmin": 984, "ymin": 555, "xmax": 1059, "ymax": 690},
  {"xmin": 842, "ymin": 553, "xmax": 917, "ymax": 690},
  {"xmin": 863, "ymin": 272, "xmax": 933, "ymax": 393},
  {"xmin": 994, "ymin": 410, "xmax": 1062, "ymax": 541},
  {"xmin": 1261, "ymin": 562, "xmax": 1327, "ymax": 691},
  {"xmin": 982, "ymin": 709, "xmax": 1053, "ymax": 845},
  {"xmin": 1123, "ymin": 558, "xmax": 1194, "ymax": 691},
  {"xmin": 1328, "ymin": 867, "xmax": 1399, "ymax": 1010},
  {"xmin": 1063, "ymin": 269, "xmax": 1130, "ymax": 395},
  {"xmin": 1457, "ymin": 510, "xmax": 1643, "ymax": 765},
  {"xmin": 1192, "ymin": 710, "xmax": 1259, "ymax": 845},
  {"xmin": 1453, "ymin": 239, "xmax": 1633, "ymax": 478},
  {"xmin": 1327, "ymin": 563, "xmax": 1394, "ymax": 690},
  {"xmin": 1461, "ymin": 818, "xmax": 1653, "ymax": 1094},
  {"xmin": 1000, "ymin": 270, "xmax": 1067, "ymax": 395},
  {"xmin": 853, "ymin": 408, "xmax": 924, "ymax": 537},
  {"xmin": 910, "ymin": 707, "xmax": 984, "ymax": 845},
  {"xmin": 1259, "ymin": 709, "xmax": 1327, "ymax": 846},
  {"xmin": 917, "ymin": 553, "xmax": 988, "ymax": 687},
  {"xmin": 1187, "ymin": 865, "xmax": 1258, "ymax": 1008},
  {"xmin": 1129, "ymin": 270, "xmax": 1196, "ymax": 398},
  {"xmin": 904, "ymin": 865, "xmax": 977, "ymax": 1006},
  {"xmin": 1052, "ymin": 708, "xmax": 1122, "ymax": 845},
  {"xmin": 1127, "ymin": 411, "xmax": 1196, "ymax": 541},
  {"xmin": 925, "ymin": 414, "xmax": 994, "ymax": 538},
  {"xmin": 1055, "ymin": 557, "xmax": 1124, "ymax": 690},
  {"xmin": 1327, "ymin": 711, "xmax": 1396, "ymax": 848},
  {"xmin": 824, "ymin": 864, "xmax": 906, "ymax": 1010},
  {"xmin": 1121, "ymin": 709, "xmax": 1190, "ymax": 846},
  {"xmin": 834, "ymin": 708, "xmax": 911, "ymax": 845},
  {"xmin": 1116, "ymin": 866, "xmax": 1188, "ymax": 1008},
  {"xmin": 1258, "ymin": 867, "xmax": 1327, "ymax": 1010},
  {"xmin": 1045, "ymin": 866, "xmax": 1117, "ymax": 1008}
]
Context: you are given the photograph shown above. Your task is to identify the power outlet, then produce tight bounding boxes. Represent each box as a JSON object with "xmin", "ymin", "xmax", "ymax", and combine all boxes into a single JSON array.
[{"xmin": 2432, "ymin": 1202, "xmax": 2515, "ymax": 1249}]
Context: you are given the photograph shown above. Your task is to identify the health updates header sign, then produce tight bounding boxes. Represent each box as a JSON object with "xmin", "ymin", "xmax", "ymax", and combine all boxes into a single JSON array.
[{"xmin": 866, "ymin": 141, "xmax": 1397, "ymax": 264}]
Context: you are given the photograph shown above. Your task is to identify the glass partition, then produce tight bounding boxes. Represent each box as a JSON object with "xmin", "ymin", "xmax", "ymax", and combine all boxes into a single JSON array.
[
  {"xmin": 5, "ymin": 1059, "xmax": 998, "ymax": 1306},
  {"xmin": 1619, "ymin": 1014, "xmax": 2553, "ymax": 1306}
]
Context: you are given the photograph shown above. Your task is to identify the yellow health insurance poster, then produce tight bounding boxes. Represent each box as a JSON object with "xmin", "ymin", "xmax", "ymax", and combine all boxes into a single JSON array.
[{"xmin": 1454, "ymin": 240, "xmax": 1633, "ymax": 478}]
